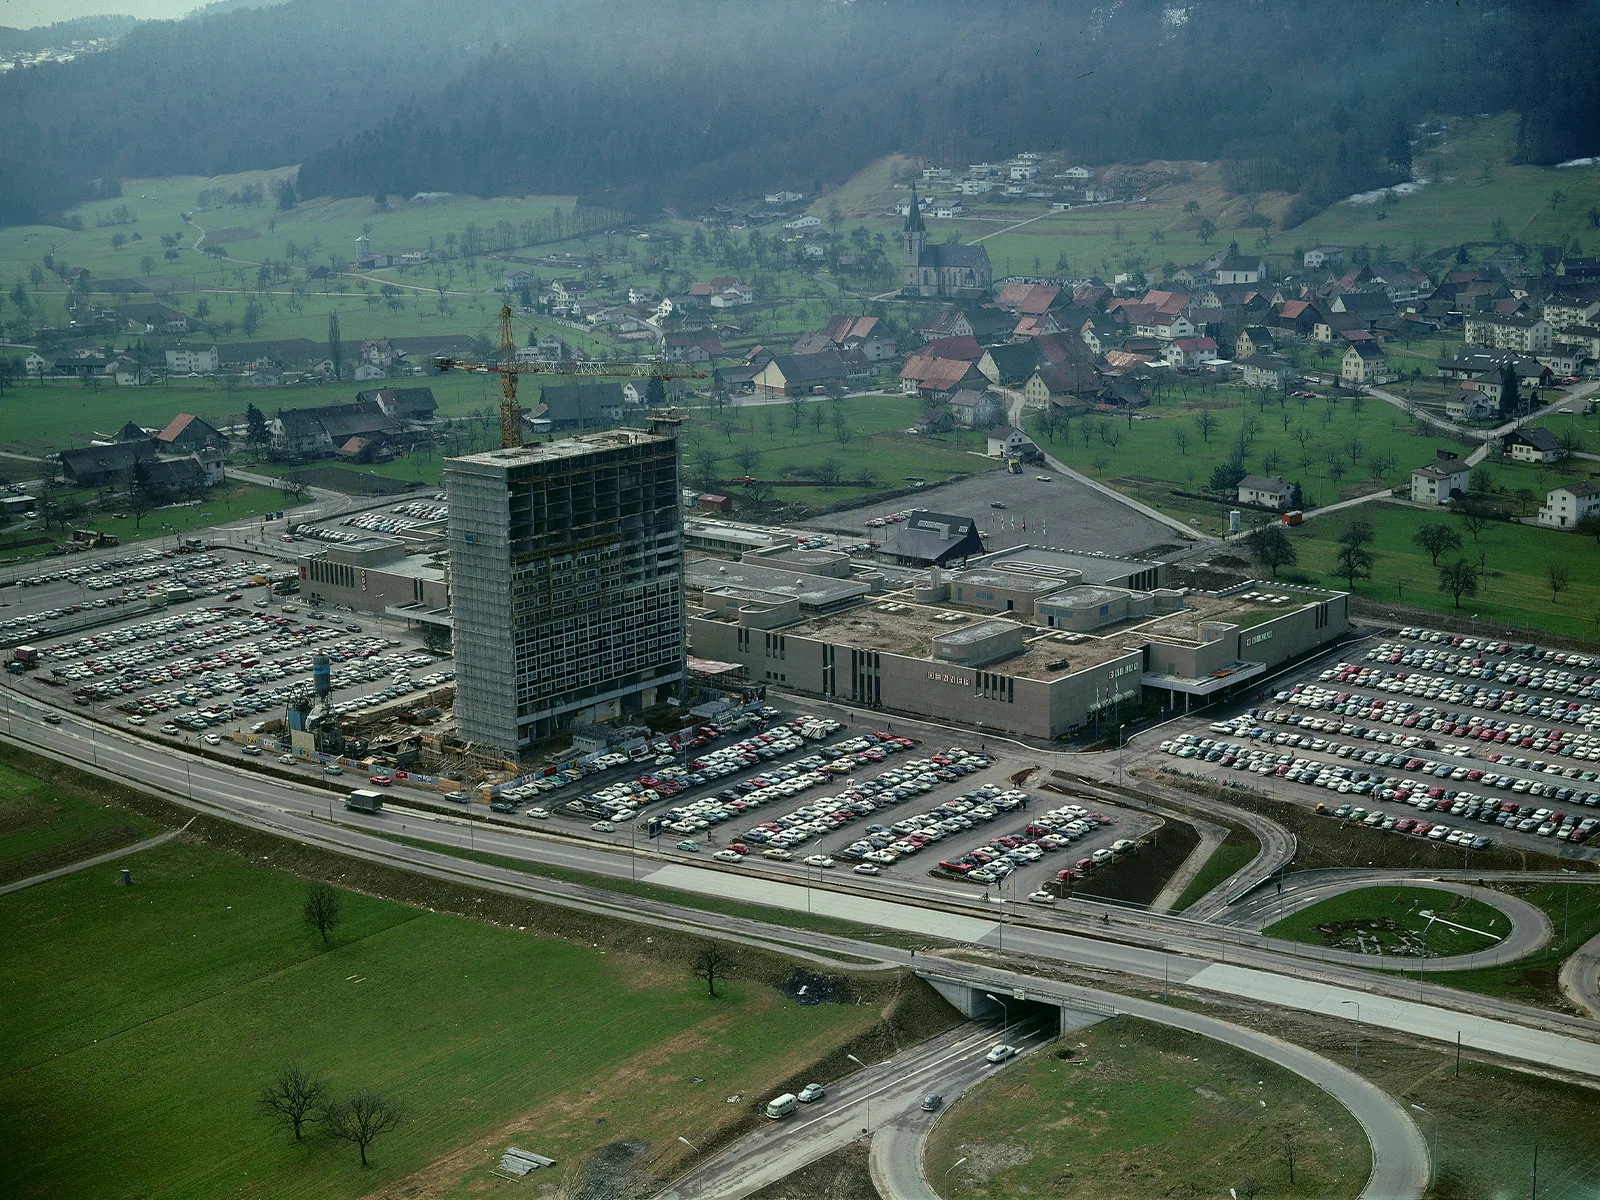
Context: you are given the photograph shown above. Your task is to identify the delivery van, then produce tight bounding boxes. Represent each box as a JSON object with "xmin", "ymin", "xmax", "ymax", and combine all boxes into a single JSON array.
[{"xmin": 764, "ymin": 1093, "xmax": 798, "ymax": 1120}]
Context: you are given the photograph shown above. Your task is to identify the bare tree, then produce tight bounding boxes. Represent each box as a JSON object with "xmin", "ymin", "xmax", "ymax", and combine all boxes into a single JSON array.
[
  {"xmin": 691, "ymin": 942, "xmax": 736, "ymax": 997},
  {"xmin": 325, "ymin": 1091, "xmax": 403, "ymax": 1167},
  {"xmin": 1172, "ymin": 426, "xmax": 1191, "ymax": 455},
  {"xmin": 1550, "ymin": 561, "xmax": 1573, "ymax": 603},
  {"xmin": 1195, "ymin": 410, "xmax": 1218, "ymax": 444},
  {"xmin": 1244, "ymin": 522, "xmax": 1298, "ymax": 578},
  {"xmin": 257, "ymin": 1066, "xmax": 328, "ymax": 1141},
  {"xmin": 1282, "ymin": 1131, "xmax": 1298, "ymax": 1185},
  {"xmin": 1412, "ymin": 522, "xmax": 1461, "ymax": 566},
  {"xmin": 1438, "ymin": 559, "xmax": 1481, "ymax": 609},
  {"xmin": 303, "ymin": 882, "xmax": 343, "ymax": 945}
]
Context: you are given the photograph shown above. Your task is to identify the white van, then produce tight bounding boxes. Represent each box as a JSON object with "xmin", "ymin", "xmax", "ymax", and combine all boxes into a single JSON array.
[{"xmin": 765, "ymin": 1093, "xmax": 798, "ymax": 1120}]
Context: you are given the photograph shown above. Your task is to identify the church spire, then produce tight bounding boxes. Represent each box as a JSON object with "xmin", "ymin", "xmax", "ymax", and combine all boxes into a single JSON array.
[{"xmin": 906, "ymin": 181, "xmax": 925, "ymax": 234}]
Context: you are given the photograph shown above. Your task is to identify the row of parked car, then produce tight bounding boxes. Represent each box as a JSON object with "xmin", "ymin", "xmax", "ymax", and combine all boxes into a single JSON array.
[
  {"xmin": 562, "ymin": 715, "xmax": 847, "ymax": 821},
  {"xmin": 1368, "ymin": 637, "xmax": 1599, "ymax": 692},
  {"xmin": 1245, "ymin": 707, "xmax": 1600, "ymax": 799},
  {"xmin": 1391, "ymin": 626, "xmax": 1597, "ymax": 669},
  {"xmin": 938, "ymin": 799, "xmax": 1132, "ymax": 889},
  {"xmin": 1269, "ymin": 680, "xmax": 1600, "ymax": 766},
  {"xmin": 1322, "ymin": 654, "xmax": 1600, "ymax": 724},
  {"xmin": 1165, "ymin": 731, "xmax": 1514, "ymax": 848},
  {"xmin": 667, "ymin": 735, "xmax": 939, "ymax": 846}
]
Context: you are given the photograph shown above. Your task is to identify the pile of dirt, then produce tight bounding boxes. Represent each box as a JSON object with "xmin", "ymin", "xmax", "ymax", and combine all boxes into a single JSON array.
[
  {"xmin": 571, "ymin": 1139, "xmax": 651, "ymax": 1200},
  {"xmin": 779, "ymin": 969, "xmax": 855, "ymax": 1006}
]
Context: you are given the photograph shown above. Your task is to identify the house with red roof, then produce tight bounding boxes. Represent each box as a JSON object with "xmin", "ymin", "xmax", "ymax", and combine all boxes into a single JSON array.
[
  {"xmin": 153, "ymin": 413, "xmax": 227, "ymax": 452},
  {"xmin": 1164, "ymin": 337, "xmax": 1218, "ymax": 370}
]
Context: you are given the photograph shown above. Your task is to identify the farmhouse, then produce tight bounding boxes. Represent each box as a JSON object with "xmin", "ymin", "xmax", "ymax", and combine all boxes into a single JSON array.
[
  {"xmin": 1410, "ymin": 452, "xmax": 1471, "ymax": 505},
  {"xmin": 1538, "ymin": 481, "xmax": 1600, "ymax": 529}
]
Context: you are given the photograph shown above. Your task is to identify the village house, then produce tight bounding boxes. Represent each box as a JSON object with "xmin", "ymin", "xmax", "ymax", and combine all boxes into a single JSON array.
[
  {"xmin": 753, "ymin": 349, "xmax": 850, "ymax": 397},
  {"xmin": 164, "ymin": 344, "xmax": 219, "ymax": 374},
  {"xmin": 1538, "ymin": 481, "xmax": 1600, "ymax": 529},
  {"xmin": 1238, "ymin": 355, "xmax": 1294, "ymax": 391},
  {"xmin": 900, "ymin": 354, "xmax": 987, "ymax": 400},
  {"xmin": 986, "ymin": 426, "xmax": 1039, "ymax": 459},
  {"xmin": 1303, "ymin": 247, "xmax": 1345, "ymax": 269},
  {"xmin": 154, "ymin": 413, "xmax": 227, "ymax": 452},
  {"xmin": 1464, "ymin": 312, "xmax": 1553, "ymax": 354},
  {"xmin": 1444, "ymin": 386, "xmax": 1497, "ymax": 423},
  {"xmin": 1341, "ymin": 342, "xmax": 1394, "ymax": 385},
  {"xmin": 1410, "ymin": 452, "xmax": 1471, "ymax": 505},
  {"xmin": 1503, "ymin": 426, "xmax": 1563, "ymax": 464},
  {"xmin": 1233, "ymin": 326, "xmax": 1275, "ymax": 360},
  {"xmin": 1236, "ymin": 475, "xmax": 1295, "ymax": 509},
  {"xmin": 1164, "ymin": 337, "xmax": 1218, "ymax": 370},
  {"xmin": 945, "ymin": 388, "xmax": 1002, "ymax": 429}
]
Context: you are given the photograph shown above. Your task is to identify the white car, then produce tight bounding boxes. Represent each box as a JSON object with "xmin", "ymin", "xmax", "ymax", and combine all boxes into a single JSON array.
[
  {"xmin": 712, "ymin": 849, "xmax": 743, "ymax": 863},
  {"xmin": 762, "ymin": 848, "xmax": 794, "ymax": 861},
  {"xmin": 128, "ymin": 715, "xmax": 146, "ymax": 725},
  {"xmin": 525, "ymin": 807, "xmax": 550, "ymax": 819},
  {"xmin": 279, "ymin": 753, "xmax": 296, "ymax": 764},
  {"xmin": 985, "ymin": 1044, "xmax": 1017, "ymax": 1064},
  {"xmin": 1027, "ymin": 890, "xmax": 1056, "ymax": 905},
  {"xmin": 803, "ymin": 854, "xmax": 835, "ymax": 868},
  {"xmin": 203, "ymin": 733, "xmax": 222, "ymax": 745},
  {"xmin": 853, "ymin": 862, "xmax": 882, "ymax": 875},
  {"xmin": 591, "ymin": 820, "xmax": 615, "ymax": 832}
]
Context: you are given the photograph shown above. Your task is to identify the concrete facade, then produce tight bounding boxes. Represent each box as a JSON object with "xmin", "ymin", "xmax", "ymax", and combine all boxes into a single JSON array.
[{"xmin": 445, "ymin": 429, "xmax": 685, "ymax": 752}]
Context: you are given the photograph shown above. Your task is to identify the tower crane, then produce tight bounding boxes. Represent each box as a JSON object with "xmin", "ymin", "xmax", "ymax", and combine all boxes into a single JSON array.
[{"xmin": 433, "ymin": 304, "xmax": 707, "ymax": 449}]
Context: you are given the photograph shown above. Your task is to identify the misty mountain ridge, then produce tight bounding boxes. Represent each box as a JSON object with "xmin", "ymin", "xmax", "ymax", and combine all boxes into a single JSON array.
[{"xmin": 1, "ymin": 0, "xmax": 1596, "ymax": 228}]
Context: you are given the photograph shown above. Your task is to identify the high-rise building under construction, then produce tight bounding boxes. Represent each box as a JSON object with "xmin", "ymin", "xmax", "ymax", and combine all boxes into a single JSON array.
[{"xmin": 445, "ymin": 428, "xmax": 684, "ymax": 753}]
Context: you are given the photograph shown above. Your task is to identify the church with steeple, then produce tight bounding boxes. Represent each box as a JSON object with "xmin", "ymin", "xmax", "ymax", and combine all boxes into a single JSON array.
[{"xmin": 901, "ymin": 183, "xmax": 993, "ymax": 298}]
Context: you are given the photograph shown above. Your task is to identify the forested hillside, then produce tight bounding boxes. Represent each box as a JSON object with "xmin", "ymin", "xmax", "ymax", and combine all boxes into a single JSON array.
[{"xmin": 2, "ymin": 0, "xmax": 1596, "ymax": 227}]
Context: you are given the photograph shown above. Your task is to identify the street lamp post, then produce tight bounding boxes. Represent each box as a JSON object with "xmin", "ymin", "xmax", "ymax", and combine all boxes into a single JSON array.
[
  {"xmin": 944, "ymin": 1156, "xmax": 968, "ymax": 1196},
  {"xmin": 1411, "ymin": 1103, "xmax": 1438, "ymax": 1191},
  {"xmin": 1341, "ymin": 999, "xmax": 1360, "ymax": 1069},
  {"xmin": 846, "ymin": 1053, "xmax": 871, "ymax": 1133},
  {"xmin": 984, "ymin": 991, "xmax": 1010, "ymax": 1035}
]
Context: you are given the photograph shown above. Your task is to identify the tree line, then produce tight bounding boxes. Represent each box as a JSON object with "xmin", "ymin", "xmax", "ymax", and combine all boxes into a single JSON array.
[{"xmin": 3, "ymin": 0, "xmax": 1595, "ymax": 227}]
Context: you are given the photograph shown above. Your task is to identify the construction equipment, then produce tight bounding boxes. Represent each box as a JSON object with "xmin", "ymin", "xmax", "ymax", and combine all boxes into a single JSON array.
[
  {"xmin": 1005, "ymin": 458, "xmax": 1023, "ymax": 475},
  {"xmin": 434, "ymin": 304, "xmax": 707, "ymax": 449}
]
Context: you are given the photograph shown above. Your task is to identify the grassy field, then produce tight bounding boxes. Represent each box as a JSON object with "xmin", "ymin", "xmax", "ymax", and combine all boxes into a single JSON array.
[
  {"xmin": 1170, "ymin": 825, "xmax": 1261, "ymax": 912},
  {"xmin": 1263, "ymin": 885, "xmax": 1510, "ymax": 959},
  {"xmin": 679, "ymin": 393, "xmax": 997, "ymax": 510},
  {"xmin": 1, "ymin": 480, "xmax": 305, "ymax": 563},
  {"xmin": 923, "ymin": 1015, "xmax": 1369, "ymax": 1199},
  {"xmin": 1294, "ymin": 502, "xmax": 1600, "ymax": 641},
  {"xmin": 0, "ymin": 832, "xmax": 903, "ymax": 1200},
  {"xmin": 1026, "ymin": 385, "xmax": 1466, "ymax": 530},
  {"xmin": 0, "ymin": 758, "xmax": 164, "ymax": 885}
]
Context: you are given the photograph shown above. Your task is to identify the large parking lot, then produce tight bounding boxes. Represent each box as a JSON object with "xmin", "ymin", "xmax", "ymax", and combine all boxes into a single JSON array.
[
  {"xmin": 1140, "ymin": 625, "xmax": 1600, "ymax": 860},
  {"xmin": 802, "ymin": 467, "xmax": 1182, "ymax": 559},
  {"xmin": 7, "ymin": 548, "xmax": 452, "ymax": 746},
  {"xmin": 492, "ymin": 711, "xmax": 1158, "ymax": 903}
]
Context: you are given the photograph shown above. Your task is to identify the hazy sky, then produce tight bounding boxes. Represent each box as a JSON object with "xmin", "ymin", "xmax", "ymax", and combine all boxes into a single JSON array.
[{"xmin": 0, "ymin": 0, "xmax": 201, "ymax": 28}]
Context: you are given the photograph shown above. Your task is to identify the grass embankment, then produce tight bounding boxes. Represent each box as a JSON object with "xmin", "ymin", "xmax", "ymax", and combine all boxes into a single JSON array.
[
  {"xmin": 0, "ymin": 758, "xmax": 165, "ymax": 885},
  {"xmin": 1171, "ymin": 824, "xmax": 1261, "ymax": 912},
  {"xmin": 1296, "ymin": 502, "xmax": 1600, "ymax": 642},
  {"xmin": 1263, "ymin": 885, "xmax": 1510, "ymax": 959},
  {"xmin": 371, "ymin": 828, "xmax": 943, "ymax": 955},
  {"xmin": 749, "ymin": 1141, "xmax": 877, "ymax": 1200},
  {"xmin": 1429, "ymin": 881, "xmax": 1600, "ymax": 1012},
  {"xmin": 0, "ymin": 741, "xmax": 960, "ymax": 1199},
  {"xmin": 1147, "ymin": 983, "xmax": 1600, "ymax": 1200},
  {"xmin": 924, "ymin": 1015, "xmax": 1369, "ymax": 1200}
]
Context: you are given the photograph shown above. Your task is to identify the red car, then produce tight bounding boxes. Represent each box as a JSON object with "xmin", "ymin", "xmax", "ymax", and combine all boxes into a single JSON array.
[
  {"xmin": 367, "ymin": 775, "xmax": 393, "ymax": 786},
  {"xmin": 1056, "ymin": 868, "xmax": 1076, "ymax": 882}
]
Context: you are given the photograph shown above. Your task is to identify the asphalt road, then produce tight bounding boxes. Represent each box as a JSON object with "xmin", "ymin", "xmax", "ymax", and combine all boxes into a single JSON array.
[
  {"xmin": 657, "ymin": 1020, "xmax": 1058, "ymax": 1200},
  {"xmin": 1559, "ymin": 927, "xmax": 1600, "ymax": 1019}
]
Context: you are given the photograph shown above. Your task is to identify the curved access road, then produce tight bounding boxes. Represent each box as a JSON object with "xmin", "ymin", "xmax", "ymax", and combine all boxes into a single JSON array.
[
  {"xmin": 873, "ymin": 964, "xmax": 1428, "ymax": 1200},
  {"xmin": 1219, "ymin": 871, "xmax": 1552, "ymax": 972},
  {"xmin": 656, "ymin": 1019, "xmax": 1060, "ymax": 1200},
  {"xmin": 1560, "ymin": 929, "xmax": 1600, "ymax": 1019}
]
